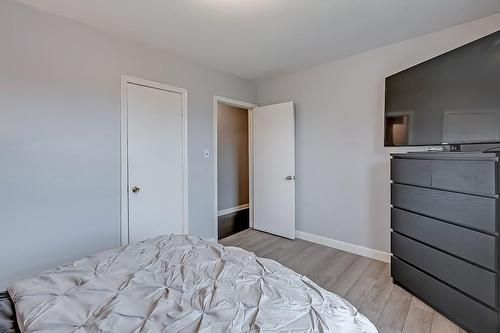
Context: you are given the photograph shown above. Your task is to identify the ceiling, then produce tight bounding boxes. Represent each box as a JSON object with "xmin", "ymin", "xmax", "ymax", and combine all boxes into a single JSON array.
[{"xmin": 15, "ymin": 0, "xmax": 500, "ymax": 81}]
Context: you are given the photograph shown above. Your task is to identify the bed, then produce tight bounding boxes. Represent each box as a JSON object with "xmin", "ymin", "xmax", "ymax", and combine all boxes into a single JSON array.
[
  {"xmin": 0, "ymin": 291, "xmax": 18, "ymax": 333},
  {"xmin": 7, "ymin": 235, "xmax": 377, "ymax": 332}
]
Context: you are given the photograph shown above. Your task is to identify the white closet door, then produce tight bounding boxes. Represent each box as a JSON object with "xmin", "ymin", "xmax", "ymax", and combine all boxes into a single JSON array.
[
  {"xmin": 252, "ymin": 101, "xmax": 295, "ymax": 239},
  {"xmin": 126, "ymin": 82, "xmax": 184, "ymax": 243}
]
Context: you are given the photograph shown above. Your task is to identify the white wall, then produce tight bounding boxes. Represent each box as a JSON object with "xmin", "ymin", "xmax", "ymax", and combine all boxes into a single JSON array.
[
  {"xmin": 0, "ymin": 0, "xmax": 256, "ymax": 289},
  {"xmin": 257, "ymin": 14, "xmax": 500, "ymax": 254}
]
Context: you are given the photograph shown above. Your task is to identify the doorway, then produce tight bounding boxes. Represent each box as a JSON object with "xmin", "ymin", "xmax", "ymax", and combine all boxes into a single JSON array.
[
  {"xmin": 214, "ymin": 97, "xmax": 296, "ymax": 241},
  {"xmin": 214, "ymin": 97, "xmax": 256, "ymax": 240},
  {"xmin": 214, "ymin": 97, "xmax": 253, "ymax": 239},
  {"xmin": 121, "ymin": 76, "xmax": 188, "ymax": 245}
]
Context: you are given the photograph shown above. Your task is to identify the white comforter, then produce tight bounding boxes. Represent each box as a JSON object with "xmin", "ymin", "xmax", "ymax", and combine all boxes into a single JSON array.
[{"xmin": 9, "ymin": 235, "xmax": 377, "ymax": 332}]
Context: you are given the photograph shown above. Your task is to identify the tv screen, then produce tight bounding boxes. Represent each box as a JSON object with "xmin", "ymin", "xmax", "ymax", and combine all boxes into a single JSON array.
[{"xmin": 384, "ymin": 30, "xmax": 500, "ymax": 147}]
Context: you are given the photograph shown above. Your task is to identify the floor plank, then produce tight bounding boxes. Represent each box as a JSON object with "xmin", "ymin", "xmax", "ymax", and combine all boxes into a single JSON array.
[
  {"xmin": 319, "ymin": 252, "xmax": 358, "ymax": 283},
  {"xmin": 402, "ymin": 297, "xmax": 433, "ymax": 333},
  {"xmin": 221, "ymin": 229, "xmax": 464, "ymax": 333},
  {"xmin": 358, "ymin": 265, "xmax": 394, "ymax": 324},
  {"xmin": 430, "ymin": 312, "xmax": 460, "ymax": 333},
  {"xmin": 283, "ymin": 242, "xmax": 336, "ymax": 277},
  {"xmin": 329, "ymin": 256, "xmax": 372, "ymax": 297},
  {"xmin": 377, "ymin": 285, "xmax": 413, "ymax": 333},
  {"xmin": 344, "ymin": 260, "xmax": 386, "ymax": 308}
]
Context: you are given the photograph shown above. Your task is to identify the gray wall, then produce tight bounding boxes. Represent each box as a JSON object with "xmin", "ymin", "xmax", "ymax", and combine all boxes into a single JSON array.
[
  {"xmin": 0, "ymin": 0, "xmax": 256, "ymax": 289},
  {"xmin": 217, "ymin": 103, "xmax": 249, "ymax": 211},
  {"xmin": 257, "ymin": 14, "xmax": 500, "ymax": 254}
]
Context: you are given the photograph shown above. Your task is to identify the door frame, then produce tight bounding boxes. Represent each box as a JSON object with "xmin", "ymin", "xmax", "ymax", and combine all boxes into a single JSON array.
[
  {"xmin": 213, "ymin": 96, "xmax": 257, "ymax": 241},
  {"xmin": 120, "ymin": 75, "xmax": 188, "ymax": 246}
]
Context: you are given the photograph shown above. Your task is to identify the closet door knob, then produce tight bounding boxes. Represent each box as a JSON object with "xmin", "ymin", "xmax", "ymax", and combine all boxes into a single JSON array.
[
  {"xmin": 131, "ymin": 186, "xmax": 141, "ymax": 193},
  {"xmin": 285, "ymin": 176, "xmax": 295, "ymax": 180}
]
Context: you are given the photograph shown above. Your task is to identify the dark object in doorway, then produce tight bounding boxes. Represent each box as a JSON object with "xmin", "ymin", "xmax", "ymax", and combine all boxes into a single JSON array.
[{"xmin": 218, "ymin": 208, "xmax": 249, "ymax": 239}]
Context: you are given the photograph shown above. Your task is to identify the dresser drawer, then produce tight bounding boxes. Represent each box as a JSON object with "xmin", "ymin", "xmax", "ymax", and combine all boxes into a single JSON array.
[
  {"xmin": 391, "ymin": 158, "xmax": 431, "ymax": 187},
  {"xmin": 392, "ymin": 257, "xmax": 497, "ymax": 333},
  {"xmin": 391, "ymin": 184, "xmax": 496, "ymax": 234},
  {"xmin": 431, "ymin": 160, "xmax": 496, "ymax": 196},
  {"xmin": 391, "ymin": 208, "xmax": 496, "ymax": 270},
  {"xmin": 392, "ymin": 232, "xmax": 496, "ymax": 307}
]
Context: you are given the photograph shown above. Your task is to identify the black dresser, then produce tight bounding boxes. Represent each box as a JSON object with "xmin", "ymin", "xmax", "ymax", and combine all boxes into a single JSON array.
[{"xmin": 390, "ymin": 152, "xmax": 499, "ymax": 333}]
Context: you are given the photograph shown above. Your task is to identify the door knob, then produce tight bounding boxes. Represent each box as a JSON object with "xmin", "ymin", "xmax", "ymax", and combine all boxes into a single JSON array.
[
  {"xmin": 285, "ymin": 176, "xmax": 295, "ymax": 180},
  {"xmin": 131, "ymin": 186, "xmax": 141, "ymax": 193}
]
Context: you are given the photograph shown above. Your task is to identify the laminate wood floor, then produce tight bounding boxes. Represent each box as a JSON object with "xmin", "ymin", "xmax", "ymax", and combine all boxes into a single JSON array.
[{"xmin": 220, "ymin": 229, "xmax": 468, "ymax": 333}]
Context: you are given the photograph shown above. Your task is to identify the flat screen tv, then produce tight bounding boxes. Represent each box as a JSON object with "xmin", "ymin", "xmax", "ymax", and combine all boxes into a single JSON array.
[{"xmin": 384, "ymin": 30, "xmax": 500, "ymax": 147}]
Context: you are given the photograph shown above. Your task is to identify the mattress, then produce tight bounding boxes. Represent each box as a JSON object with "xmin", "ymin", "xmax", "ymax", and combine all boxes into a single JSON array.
[{"xmin": 9, "ymin": 235, "xmax": 377, "ymax": 332}]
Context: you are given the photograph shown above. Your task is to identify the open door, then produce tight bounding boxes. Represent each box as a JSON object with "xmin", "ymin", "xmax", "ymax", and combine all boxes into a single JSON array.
[{"xmin": 252, "ymin": 101, "xmax": 295, "ymax": 239}]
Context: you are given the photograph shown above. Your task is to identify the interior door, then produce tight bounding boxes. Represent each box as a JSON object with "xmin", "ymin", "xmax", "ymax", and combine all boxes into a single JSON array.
[
  {"xmin": 126, "ymin": 82, "xmax": 184, "ymax": 243},
  {"xmin": 252, "ymin": 101, "xmax": 295, "ymax": 239}
]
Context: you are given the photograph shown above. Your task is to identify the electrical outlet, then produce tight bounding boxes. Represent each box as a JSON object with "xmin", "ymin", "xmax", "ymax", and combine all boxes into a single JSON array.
[{"xmin": 203, "ymin": 149, "xmax": 210, "ymax": 159}]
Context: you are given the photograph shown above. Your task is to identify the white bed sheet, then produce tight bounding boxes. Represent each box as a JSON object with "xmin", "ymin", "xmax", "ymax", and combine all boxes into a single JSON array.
[{"xmin": 9, "ymin": 235, "xmax": 377, "ymax": 332}]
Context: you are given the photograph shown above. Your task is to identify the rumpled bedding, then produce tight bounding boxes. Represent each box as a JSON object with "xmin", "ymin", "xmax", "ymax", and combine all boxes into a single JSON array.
[
  {"xmin": 0, "ymin": 292, "xmax": 17, "ymax": 333},
  {"xmin": 9, "ymin": 235, "xmax": 377, "ymax": 332}
]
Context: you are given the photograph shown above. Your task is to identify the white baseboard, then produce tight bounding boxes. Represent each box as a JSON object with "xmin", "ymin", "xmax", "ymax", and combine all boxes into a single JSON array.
[
  {"xmin": 218, "ymin": 204, "xmax": 249, "ymax": 217},
  {"xmin": 295, "ymin": 230, "xmax": 391, "ymax": 263}
]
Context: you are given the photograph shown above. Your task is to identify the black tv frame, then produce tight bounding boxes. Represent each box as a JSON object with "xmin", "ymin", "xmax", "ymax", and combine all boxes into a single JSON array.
[{"xmin": 383, "ymin": 30, "xmax": 500, "ymax": 148}]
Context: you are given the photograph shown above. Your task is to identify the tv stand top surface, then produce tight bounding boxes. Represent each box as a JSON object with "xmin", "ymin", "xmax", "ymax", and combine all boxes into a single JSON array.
[
  {"xmin": 406, "ymin": 151, "xmax": 483, "ymax": 154},
  {"xmin": 391, "ymin": 151, "xmax": 499, "ymax": 161}
]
